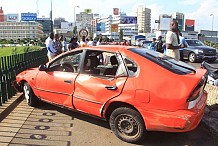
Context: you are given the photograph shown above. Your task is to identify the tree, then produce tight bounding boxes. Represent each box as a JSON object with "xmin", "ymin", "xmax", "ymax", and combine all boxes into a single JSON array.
[
  {"xmin": 72, "ymin": 26, "xmax": 77, "ymax": 37},
  {"xmin": 119, "ymin": 29, "xmax": 123, "ymax": 42},
  {"xmin": 139, "ymin": 30, "xmax": 144, "ymax": 33}
]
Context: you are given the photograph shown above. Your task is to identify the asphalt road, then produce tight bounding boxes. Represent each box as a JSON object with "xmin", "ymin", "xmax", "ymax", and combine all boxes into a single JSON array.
[
  {"xmin": 186, "ymin": 59, "xmax": 218, "ymax": 68},
  {"xmin": 0, "ymin": 98, "xmax": 218, "ymax": 146}
]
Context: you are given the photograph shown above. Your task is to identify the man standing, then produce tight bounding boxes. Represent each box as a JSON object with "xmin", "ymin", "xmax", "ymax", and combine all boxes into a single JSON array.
[
  {"xmin": 166, "ymin": 20, "xmax": 180, "ymax": 60},
  {"xmin": 156, "ymin": 36, "xmax": 164, "ymax": 53},
  {"xmin": 45, "ymin": 32, "xmax": 57, "ymax": 61}
]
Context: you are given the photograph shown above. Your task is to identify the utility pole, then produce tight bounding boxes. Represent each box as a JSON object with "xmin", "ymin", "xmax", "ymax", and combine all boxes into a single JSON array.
[{"xmin": 50, "ymin": 0, "xmax": 53, "ymax": 33}]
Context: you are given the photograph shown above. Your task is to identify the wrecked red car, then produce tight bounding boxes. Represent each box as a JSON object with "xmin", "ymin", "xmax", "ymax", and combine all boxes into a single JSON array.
[{"xmin": 14, "ymin": 45, "xmax": 208, "ymax": 143}]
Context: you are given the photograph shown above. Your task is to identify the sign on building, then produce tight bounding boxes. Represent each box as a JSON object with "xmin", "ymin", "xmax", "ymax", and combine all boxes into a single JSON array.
[
  {"xmin": 21, "ymin": 13, "xmax": 37, "ymax": 21},
  {"xmin": 113, "ymin": 8, "xmax": 119, "ymax": 15},
  {"xmin": 111, "ymin": 24, "xmax": 118, "ymax": 32},
  {"xmin": 185, "ymin": 19, "xmax": 195, "ymax": 31},
  {"xmin": 7, "ymin": 14, "xmax": 19, "ymax": 22},
  {"xmin": 159, "ymin": 18, "xmax": 171, "ymax": 30},
  {"xmin": 84, "ymin": 9, "xmax": 92, "ymax": 14},
  {"xmin": 120, "ymin": 16, "xmax": 137, "ymax": 24}
]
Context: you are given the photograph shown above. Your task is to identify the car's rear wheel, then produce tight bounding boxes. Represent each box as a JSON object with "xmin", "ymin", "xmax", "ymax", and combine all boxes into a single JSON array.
[
  {"xmin": 188, "ymin": 52, "xmax": 196, "ymax": 63},
  {"xmin": 23, "ymin": 82, "xmax": 38, "ymax": 107},
  {"xmin": 109, "ymin": 107, "xmax": 146, "ymax": 143}
]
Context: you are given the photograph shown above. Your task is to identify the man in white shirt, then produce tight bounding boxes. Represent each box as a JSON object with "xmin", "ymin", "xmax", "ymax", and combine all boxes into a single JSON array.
[
  {"xmin": 87, "ymin": 37, "xmax": 94, "ymax": 46},
  {"xmin": 45, "ymin": 32, "xmax": 57, "ymax": 61},
  {"xmin": 166, "ymin": 21, "xmax": 180, "ymax": 60}
]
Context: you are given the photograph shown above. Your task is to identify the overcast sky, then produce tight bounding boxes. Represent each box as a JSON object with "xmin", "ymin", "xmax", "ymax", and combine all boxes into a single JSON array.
[{"xmin": 1, "ymin": 0, "xmax": 218, "ymax": 31}]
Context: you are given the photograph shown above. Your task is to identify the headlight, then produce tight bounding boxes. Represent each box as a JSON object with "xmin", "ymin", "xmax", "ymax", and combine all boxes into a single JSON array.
[{"xmin": 195, "ymin": 49, "xmax": 203, "ymax": 54}]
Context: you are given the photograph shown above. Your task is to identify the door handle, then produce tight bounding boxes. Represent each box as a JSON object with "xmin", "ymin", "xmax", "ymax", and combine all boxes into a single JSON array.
[
  {"xmin": 64, "ymin": 80, "xmax": 72, "ymax": 84},
  {"xmin": 105, "ymin": 85, "xmax": 117, "ymax": 90}
]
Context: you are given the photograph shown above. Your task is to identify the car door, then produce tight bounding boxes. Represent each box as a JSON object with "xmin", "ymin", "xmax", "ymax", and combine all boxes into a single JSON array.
[
  {"xmin": 36, "ymin": 50, "xmax": 83, "ymax": 108},
  {"xmin": 73, "ymin": 50, "xmax": 128, "ymax": 117}
]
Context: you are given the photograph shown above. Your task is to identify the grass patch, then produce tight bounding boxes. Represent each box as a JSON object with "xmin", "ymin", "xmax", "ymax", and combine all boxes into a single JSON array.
[{"xmin": 0, "ymin": 46, "xmax": 42, "ymax": 57}]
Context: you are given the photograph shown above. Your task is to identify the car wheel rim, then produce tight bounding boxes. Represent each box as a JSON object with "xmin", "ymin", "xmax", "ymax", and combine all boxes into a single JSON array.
[
  {"xmin": 23, "ymin": 85, "xmax": 30, "ymax": 103},
  {"xmin": 116, "ymin": 114, "xmax": 139, "ymax": 137},
  {"xmin": 189, "ymin": 54, "xmax": 195, "ymax": 62}
]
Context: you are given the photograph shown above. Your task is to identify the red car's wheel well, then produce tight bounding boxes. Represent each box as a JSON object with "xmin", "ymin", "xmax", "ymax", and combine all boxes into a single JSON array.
[{"xmin": 104, "ymin": 102, "xmax": 140, "ymax": 121}]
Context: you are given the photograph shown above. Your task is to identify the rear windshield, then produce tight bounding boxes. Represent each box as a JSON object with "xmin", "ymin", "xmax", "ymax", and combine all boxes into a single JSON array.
[{"xmin": 129, "ymin": 48, "xmax": 196, "ymax": 75}]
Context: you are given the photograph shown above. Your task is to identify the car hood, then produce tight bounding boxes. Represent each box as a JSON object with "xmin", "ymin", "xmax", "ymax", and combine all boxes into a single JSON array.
[{"xmin": 188, "ymin": 45, "xmax": 216, "ymax": 51}]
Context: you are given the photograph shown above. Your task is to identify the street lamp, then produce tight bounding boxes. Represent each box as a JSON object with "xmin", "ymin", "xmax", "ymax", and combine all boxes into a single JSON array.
[
  {"xmin": 210, "ymin": 14, "xmax": 214, "ymax": 43},
  {"xmin": 74, "ymin": 6, "xmax": 80, "ymax": 27}
]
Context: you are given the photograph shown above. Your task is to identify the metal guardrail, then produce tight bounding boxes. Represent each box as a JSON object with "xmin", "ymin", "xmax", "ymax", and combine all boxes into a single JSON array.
[{"xmin": 0, "ymin": 49, "xmax": 48, "ymax": 106}]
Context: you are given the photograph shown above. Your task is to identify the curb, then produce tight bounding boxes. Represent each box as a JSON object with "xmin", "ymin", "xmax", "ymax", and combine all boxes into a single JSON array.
[{"xmin": 0, "ymin": 93, "xmax": 24, "ymax": 122}]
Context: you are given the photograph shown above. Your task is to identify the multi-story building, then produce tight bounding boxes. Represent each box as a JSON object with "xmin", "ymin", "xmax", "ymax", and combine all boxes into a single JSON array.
[
  {"xmin": 76, "ymin": 12, "xmax": 93, "ymax": 34},
  {"xmin": 136, "ymin": 6, "xmax": 151, "ymax": 33},
  {"xmin": 37, "ymin": 18, "xmax": 52, "ymax": 35},
  {"xmin": 53, "ymin": 17, "xmax": 66, "ymax": 29},
  {"xmin": 172, "ymin": 12, "xmax": 184, "ymax": 31},
  {"xmin": 0, "ymin": 22, "xmax": 43, "ymax": 40},
  {"xmin": 0, "ymin": 7, "xmax": 4, "ymax": 22}
]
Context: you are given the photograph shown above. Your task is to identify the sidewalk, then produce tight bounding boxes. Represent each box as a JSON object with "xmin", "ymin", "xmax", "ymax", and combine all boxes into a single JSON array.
[
  {"xmin": 0, "ymin": 86, "xmax": 217, "ymax": 137},
  {"xmin": 202, "ymin": 84, "xmax": 218, "ymax": 137}
]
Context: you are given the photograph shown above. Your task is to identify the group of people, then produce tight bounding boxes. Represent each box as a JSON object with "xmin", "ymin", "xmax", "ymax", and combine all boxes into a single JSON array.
[
  {"xmin": 45, "ymin": 32, "xmax": 67, "ymax": 61},
  {"xmin": 146, "ymin": 20, "xmax": 185, "ymax": 60},
  {"xmin": 45, "ymin": 32, "xmax": 103, "ymax": 61}
]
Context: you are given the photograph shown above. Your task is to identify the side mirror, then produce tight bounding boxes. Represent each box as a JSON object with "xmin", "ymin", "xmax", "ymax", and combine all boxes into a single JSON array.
[{"xmin": 39, "ymin": 64, "xmax": 47, "ymax": 71}]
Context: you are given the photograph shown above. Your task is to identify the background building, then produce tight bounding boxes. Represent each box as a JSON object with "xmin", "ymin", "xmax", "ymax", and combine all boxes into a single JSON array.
[
  {"xmin": 37, "ymin": 18, "xmax": 52, "ymax": 35},
  {"xmin": 0, "ymin": 22, "xmax": 43, "ymax": 40},
  {"xmin": 172, "ymin": 12, "xmax": 184, "ymax": 31},
  {"xmin": 136, "ymin": 6, "xmax": 151, "ymax": 33},
  {"xmin": 53, "ymin": 17, "xmax": 66, "ymax": 29},
  {"xmin": 0, "ymin": 7, "xmax": 4, "ymax": 22}
]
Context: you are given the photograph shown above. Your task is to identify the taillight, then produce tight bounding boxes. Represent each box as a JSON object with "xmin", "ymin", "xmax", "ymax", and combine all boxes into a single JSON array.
[{"xmin": 187, "ymin": 75, "xmax": 207, "ymax": 102}]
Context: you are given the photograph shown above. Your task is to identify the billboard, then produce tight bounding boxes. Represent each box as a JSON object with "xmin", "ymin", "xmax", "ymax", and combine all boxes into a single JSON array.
[
  {"xmin": 159, "ymin": 17, "xmax": 171, "ymax": 30},
  {"xmin": 120, "ymin": 16, "xmax": 137, "ymax": 24},
  {"xmin": 111, "ymin": 24, "xmax": 118, "ymax": 32},
  {"xmin": 84, "ymin": 9, "xmax": 92, "ymax": 14},
  {"xmin": 96, "ymin": 23, "xmax": 106, "ymax": 32},
  {"xmin": 21, "ymin": 13, "xmax": 37, "ymax": 21},
  {"xmin": 185, "ymin": 19, "xmax": 195, "ymax": 31},
  {"xmin": 7, "ymin": 14, "xmax": 19, "ymax": 22},
  {"xmin": 61, "ymin": 22, "xmax": 74, "ymax": 30},
  {"xmin": 113, "ymin": 8, "xmax": 119, "ymax": 15}
]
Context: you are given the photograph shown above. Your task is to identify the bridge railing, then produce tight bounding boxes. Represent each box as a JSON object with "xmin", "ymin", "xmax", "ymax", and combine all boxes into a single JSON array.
[{"xmin": 0, "ymin": 49, "xmax": 48, "ymax": 106}]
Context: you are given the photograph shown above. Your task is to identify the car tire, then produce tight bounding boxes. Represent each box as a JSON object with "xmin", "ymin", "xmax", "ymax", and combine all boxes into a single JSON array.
[
  {"xmin": 23, "ymin": 82, "xmax": 38, "ymax": 107},
  {"xmin": 109, "ymin": 107, "xmax": 146, "ymax": 143},
  {"xmin": 188, "ymin": 52, "xmax": 196, "ymax": 63}
]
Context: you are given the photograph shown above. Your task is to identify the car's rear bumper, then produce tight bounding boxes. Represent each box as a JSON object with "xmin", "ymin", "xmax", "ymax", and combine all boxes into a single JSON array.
[{"xmin": 140, "ymin": 91, "xmax": 207, "ymax": 132}]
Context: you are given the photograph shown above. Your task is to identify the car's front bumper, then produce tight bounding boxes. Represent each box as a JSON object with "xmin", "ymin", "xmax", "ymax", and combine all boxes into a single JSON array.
[
  {"xmin": 140, "ymin": 91, "xmax": 207, "ymax": 132},
  {"xmin": 196, "ymin": 54, "xmax": 217, "ymax": 61},
  {"xmin": 11, "ymin": 80, "xmax": 23, "ymax": 92}
]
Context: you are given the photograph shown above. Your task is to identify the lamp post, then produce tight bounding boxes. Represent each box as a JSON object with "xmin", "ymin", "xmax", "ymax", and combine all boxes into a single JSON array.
[
  {"xmin": 210, "ymin": 14, "xmax": 214, "ymax": 44},
  {"xmin": 74, "ymin": 6, "xmax": 79, "ymax": 28}
]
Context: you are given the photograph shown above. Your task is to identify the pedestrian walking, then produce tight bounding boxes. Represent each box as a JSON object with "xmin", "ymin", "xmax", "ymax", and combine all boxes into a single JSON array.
[
  {"xmin": 68, "ymin": 37, "xmax": 79, "ymax": 50},
  {"xmin": 96, "ymin": 38, "xmax": 102, "ymax": 46},
  {"xmin": 166, "ymin": 20, "xmax": 180, "ymax": 60},
  {"xmin": 45, "ymin": 32, "xmax": 57, "ymax": 61}
]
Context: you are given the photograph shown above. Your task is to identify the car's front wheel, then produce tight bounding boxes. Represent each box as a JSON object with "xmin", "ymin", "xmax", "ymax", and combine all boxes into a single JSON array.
[
  {"xmin": 109, "ymin": 107, "xmax": 146, "ymax": 143},
  {"xmin": 23, "ymin": 82, "xmax": 38, "ymax": 107},
  {"xmin": 188, "ymin": 52, "xmax": 196, "ymax": 63}
]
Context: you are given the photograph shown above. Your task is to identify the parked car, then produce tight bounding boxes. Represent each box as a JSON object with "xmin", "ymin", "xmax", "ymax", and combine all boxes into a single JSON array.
[
  {"xmin": 141, "ymin": 40, "xmax": 152, "ymax": 49},
  {"xmin": 180, "ymin": 39, "xmax": 217, "ymax": 62},
  {"xmin": 13, "ymin": 45, "xmax": 208, "ymax": 143}
]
